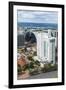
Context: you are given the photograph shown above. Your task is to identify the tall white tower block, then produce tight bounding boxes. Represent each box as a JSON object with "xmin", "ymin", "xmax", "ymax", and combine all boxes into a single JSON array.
[{"xmin": 37, "ymin": 30, "xmax": 57, "ymax": 64}]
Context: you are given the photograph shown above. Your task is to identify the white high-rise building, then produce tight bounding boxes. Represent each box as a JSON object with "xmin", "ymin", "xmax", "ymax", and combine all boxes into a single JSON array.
[{"xmin": 36, "ymin": 29, "xmax": 57, "ymax": 64}]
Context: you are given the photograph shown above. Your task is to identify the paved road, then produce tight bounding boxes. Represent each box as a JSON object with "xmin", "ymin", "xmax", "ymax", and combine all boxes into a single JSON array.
[{"xmin": 27, "ymin": 71, "xmax": 57, "ymax": 79}]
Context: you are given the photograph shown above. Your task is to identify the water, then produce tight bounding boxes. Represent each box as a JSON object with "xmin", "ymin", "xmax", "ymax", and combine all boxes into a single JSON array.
[{"xmin": 17, "ymin": 22, "xmax": 58, "ymax": 30}]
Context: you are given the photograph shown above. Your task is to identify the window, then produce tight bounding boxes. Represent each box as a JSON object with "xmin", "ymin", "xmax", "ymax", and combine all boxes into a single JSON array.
[
  {"xmin": 51, "ymin": 32, "xmax": 56, "ymax": 37},
  {"xmin": 51, "ymin": 32, "xmax": 54, "ymax": 37},
  {"xmin": 50, "ymin": 39, "xmax": 55, "ymax": 61},
  {"xmin": 44, "ymin": 41, "xmax": 48, "ymax": 57},
  {"xmin": 50, "ymin": 39, "xmax": 55, "ymax": 42}
]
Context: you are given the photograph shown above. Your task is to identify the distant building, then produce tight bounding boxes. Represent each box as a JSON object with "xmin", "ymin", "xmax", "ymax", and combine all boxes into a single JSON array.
[{"xmin": 17, "ymin": 29, "xmax": 25, "ymax": 48}]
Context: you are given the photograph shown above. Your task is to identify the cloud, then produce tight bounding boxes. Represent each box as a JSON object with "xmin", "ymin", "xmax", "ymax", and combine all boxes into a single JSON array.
[
  {"xmin": 18, "ymin": 11, "xmax": 35, "ymax": 18},
  {"xmin": 17, "ymin": 10, "xmax": 58, "ymax": 23}
]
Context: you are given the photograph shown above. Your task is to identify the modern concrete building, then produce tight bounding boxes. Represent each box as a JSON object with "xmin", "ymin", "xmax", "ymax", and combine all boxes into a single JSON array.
[
  {"xmin": 32, "ymin": 29, "xmax": 57, "ymax": 64},
  {"xmin": 36, "ymin": 29, "xmax": 57, "ymax": 64}
]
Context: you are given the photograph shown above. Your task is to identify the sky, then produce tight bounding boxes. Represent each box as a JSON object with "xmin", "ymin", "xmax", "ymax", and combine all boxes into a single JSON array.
[{"xmin": 17, "ymin": 10, "xmax": 58, "ymax": 24}]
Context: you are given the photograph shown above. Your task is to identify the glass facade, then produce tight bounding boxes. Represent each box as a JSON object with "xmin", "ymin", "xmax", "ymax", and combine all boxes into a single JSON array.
[
  {"xmin": 44, "ymin": 41, "xmax": 48, "ymax": 57},
  {"xmin": 50, "ymin": 39, "xmax": 55, "ymax": 62}
]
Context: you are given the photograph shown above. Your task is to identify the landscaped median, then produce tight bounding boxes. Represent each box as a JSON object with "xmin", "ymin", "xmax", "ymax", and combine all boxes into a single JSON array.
[{"xmin": 41, "ymin": 63, "xmax": 57, "ymax": 73}]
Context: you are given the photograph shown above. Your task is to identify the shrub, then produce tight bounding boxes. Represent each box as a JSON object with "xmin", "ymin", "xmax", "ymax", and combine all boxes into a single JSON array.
[
  {"xmin": 22, "ymin": 62, "xmax": 35, "ymax": 72},
  {"xmin": 27, "ymin": 56, "xmax": 34, "ymax": 61},
  {"xmin": 22, "ymin": 64, "xmax": 29, "ymax": 71},
  {"xmin": 29, "ymin": 68, "xmax": 39, "ymax": 75},
  {"xmin": 41, "ymin": 64, "xmax": 57, "ymax": 73},
  {"xmin": 34, "ymin": 60, "xmax": 40, "ymax": 66},
  {"xmin": 29, "ymin": 62, "xmax": 34, "ymax": 69},
  {"xmin": 33, "ymin": 51, "xmax": 37, "ymax": 56},
  {"xmin": 17, "ymin": 64, "xmax": 22, "ymax": 75},
  {"xmin": 50, "ymin": 64, "xmax": 58, "ymax": 71}
]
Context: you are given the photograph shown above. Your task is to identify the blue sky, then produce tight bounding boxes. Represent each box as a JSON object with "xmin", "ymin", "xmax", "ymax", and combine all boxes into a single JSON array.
[{"xmin": 17, "ymin": 10, "xmax": 58, "ymax": 24}]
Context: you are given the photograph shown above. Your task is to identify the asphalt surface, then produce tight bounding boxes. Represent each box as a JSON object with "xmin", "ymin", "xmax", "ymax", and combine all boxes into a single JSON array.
[{"xmin": 27, "ymin": 71, "xmax": 57, "ymax": 79}]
